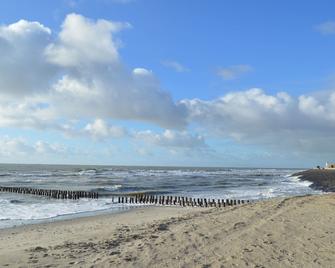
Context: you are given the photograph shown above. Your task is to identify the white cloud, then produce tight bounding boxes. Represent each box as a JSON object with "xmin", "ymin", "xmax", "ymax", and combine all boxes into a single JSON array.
[
  {"xmin": 45, "ymin": 14, "xmax": 186, "ymax": 129},
  {"xmin": 134, "ymin": 129, "xmax": 207, "ymax": 150},
  {"xmin": 0, "ymin": 137, "xmax": 33, "ymax": 156},
  {"xmin": 0, "ymin": 19, "xmax": 55, "ymax": 96},
  {"xmin": 298, "ymin": 95, "xmax": 325, "ymax": 117},
  {"xmin": 132, "ymin": 68, "xmax": 153, "ymax": 76},
  {"xmin": 182, "ymin": 88, "xmax": 335, "ymax": 153},
  {"xmin": 315, "ymin": 21, "xmax": 335, "ymax": 35},
  {"xmin": 84, "ymin": 118, "xmax": 127, "ymax": 139},
  {"xmin": 34, "ymin": 141, "xmax": 67, "ymax": 154},
  {"xmin": 46, "ymin": 70, "xmax": 186, "ymax": 128},
  {"xmin": 183, "ymin": 88, "xmax": 293, "ymax": 137},
  {"xmin": 45, "ymin": 13, "xmax": 130, "ymax": 67},
  {"xmin": 0, "ymin": 98, "xmax": 58, "ymax": 130},
  {"xmin": 161, "ymin": 60, "xmax": 189, "ymax": 73},
  {"xmin": 0, "ymin": 14, "xmax": 187, "ymax": 130},
  {"xmin": 217, "ymin": 64, "xmax": 252, "ymax": 80},
  {"xmin": 0, "ymin": 136, "xmax": 68, "ymax": 157}
]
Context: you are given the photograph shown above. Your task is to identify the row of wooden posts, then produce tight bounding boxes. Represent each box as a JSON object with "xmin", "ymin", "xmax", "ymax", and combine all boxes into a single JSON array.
[
  {"xmin": 0, "ymin": 186, "xmax": 250, "ymax": 207},
  {"xmin": 0, "ymin": 186, "xmax": 98, "ymax": 200},
  {"xmin": 116, "ymin": 194, "xmax": 249, "ymax": 208}
]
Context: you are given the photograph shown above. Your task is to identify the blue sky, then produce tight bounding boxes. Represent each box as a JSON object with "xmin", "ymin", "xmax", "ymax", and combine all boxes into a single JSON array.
[{"xmin": 0, "ymin": 0, "xmax": 334, "ymax": 167}]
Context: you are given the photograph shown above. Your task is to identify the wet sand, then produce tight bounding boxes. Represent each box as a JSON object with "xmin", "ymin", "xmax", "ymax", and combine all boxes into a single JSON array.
[
  {"xmin": 294, "ymin": 169, "xmax": 335, "ymax": 192},
  {"xmin": 0, "ymin": 194, "xmax": 334, "ymax": 267}
]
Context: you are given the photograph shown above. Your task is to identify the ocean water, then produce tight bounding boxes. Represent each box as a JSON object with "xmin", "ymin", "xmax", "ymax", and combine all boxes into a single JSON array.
[{"xmin": 0, "ymin": 164, "xmax": 321, "ymax": 229}]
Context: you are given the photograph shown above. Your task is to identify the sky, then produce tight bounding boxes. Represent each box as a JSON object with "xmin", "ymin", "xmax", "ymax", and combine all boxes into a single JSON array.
[{"xmin": 0, "ymin": 0, "xmax": 334, "ymax": 167}]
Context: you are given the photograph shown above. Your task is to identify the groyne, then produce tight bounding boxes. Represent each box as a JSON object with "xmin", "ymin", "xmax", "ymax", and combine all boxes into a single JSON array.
[
  {"xmin": 0, "ymin": 186, "xmax": 98, "ymax": 199},
  {"xmin": 115, "ymin": 194, "xmax": 250, "ymax": 207},
  {"xmin": 0, "ymin": 186, "xmax": 250, "ymax": 207}
]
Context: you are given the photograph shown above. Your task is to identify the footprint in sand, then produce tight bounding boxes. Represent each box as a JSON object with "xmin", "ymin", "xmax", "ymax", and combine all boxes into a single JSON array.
[
  {"xmin": 233, "ymin": 222, "xmax": 246, "ymax": 229},
  {"xmin": 157, "ymin": 223, "xmax": 169, "ymax": 231}
]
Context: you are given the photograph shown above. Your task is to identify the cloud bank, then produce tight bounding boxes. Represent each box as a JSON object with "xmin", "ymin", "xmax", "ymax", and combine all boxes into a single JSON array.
[
  {"xmin": 0, "ymin": 14, "xmax": 335, "ymax": 159},
  {"xmin": 183, "ymin": 88, "xmax": 335, "ymax": 153}
]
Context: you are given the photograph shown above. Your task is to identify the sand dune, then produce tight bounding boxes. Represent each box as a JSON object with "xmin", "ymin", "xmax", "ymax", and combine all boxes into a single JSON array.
[{"xmin": 0, "ymin": 194, "xmax": 334, "ymax": 267}]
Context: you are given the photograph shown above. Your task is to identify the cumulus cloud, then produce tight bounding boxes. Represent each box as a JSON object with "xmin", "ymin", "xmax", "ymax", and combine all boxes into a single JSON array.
[
  {"xmin": 0, "ymin": 19, "xmax": 56, "ymax": 96},
  {"xmin": 183, "ymin": 88, "xmax": 293, "ymax": 137},
  {"xmin": 0, "ymin": 136, "xmax": 67, "ymax": 157},
  {"xmin": 63, "ymin": 118, "xmax": 206, "ymax": 153},
  {"xmin": 45, "ymin": 13, "xmax": 130, "ymax": 67},
  {"xmin": 315, "ymin": 21, "xmax": 335, "ymax": 35},
  {"xmin": 161, "ymin": 60, "xmax": 190, "ymax": 73},
  {"xmin": 182, "ymin": 88, "xmax": 335, "ymax": 153},
  {"xmin": 84, "ymin": 118, "xmax": 127, "ymax": 140},
  {"xmin": 217, "ymin": 64, "xmax": 252, "ymax": 80},
  {"xmin": 298, "ymin": 95, "xmax": 326, "ymax": 117},
  {"xmin": 0, "ymin": 98, "xmax": 58, "ymax": 130},
  {"xmin": 45, "ymin": 14, "xmax": 186, "ymax": 128},
  {"xmin": 134, "ymin": 129, "xmax": 207, "ymax": 150},
  {"xmin": 0, "ymin": 14, "xmax": 187, "ymax": 130},
  {"xmin": 0, "ymin": 137, "xmax": 33, "ymax": 156},
  {"xmin": 46, "ymin": 69, "xmax": 186, "ymax": 128},
  {"xmin": 34, "ymin": 141, "xmax": 67, "ymax": 154}
]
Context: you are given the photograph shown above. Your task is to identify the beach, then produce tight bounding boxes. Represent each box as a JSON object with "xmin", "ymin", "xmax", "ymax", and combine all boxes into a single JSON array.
[{"xmin": 0, "ymin": 193, "xmax": 334, "ymax": 267}]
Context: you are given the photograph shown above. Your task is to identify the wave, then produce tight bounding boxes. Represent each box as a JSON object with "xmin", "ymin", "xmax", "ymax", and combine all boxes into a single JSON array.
[
  {"xmin": 77, "ymin": 169, "xmax": 97, "ymax": 176},
  {"xmin": 90, "ymin": 185, "xmax": 123, "ymax": 193},
  {"xmin": 0, "ymin": 197, "xmax": 115, "ymax": 221}
]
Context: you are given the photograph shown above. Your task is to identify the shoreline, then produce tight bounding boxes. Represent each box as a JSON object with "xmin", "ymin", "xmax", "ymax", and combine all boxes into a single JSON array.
[
  {"xmin": 1, "ymin": 193, "xmax": 334, "ymax": 267},
  {"xmin": 0, "ymin": 203, "xmax": 196, "ymax": 231},
  {"xmin": 0, "ymin": 204, "xmax": 137, "ymax": 231}
]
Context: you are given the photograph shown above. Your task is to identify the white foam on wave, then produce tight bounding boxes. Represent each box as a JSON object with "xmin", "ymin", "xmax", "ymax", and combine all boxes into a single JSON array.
[
  {"xmin": 103, "ymin": 185, "xmax": 122, "ymax": 191},
  {"xmin": 0, "ymin": 195, "xmax": 149, "ymax": 229},
  {"xmin": 180, "ymin": 172, "xmax": 321, "ymax": 201},
  {"xmin": 77, "ymin": 169, "xmax": 97, "ymax": 176},
  {"xmin": 285, "ymin": 174, "xmax": 314, "ymax": 187}
]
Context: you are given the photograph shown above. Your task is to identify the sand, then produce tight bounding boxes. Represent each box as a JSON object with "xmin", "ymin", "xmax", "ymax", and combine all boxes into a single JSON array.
[{"xmin": 0, "ymin": 194, "xmax": 334, "ymax": 267}]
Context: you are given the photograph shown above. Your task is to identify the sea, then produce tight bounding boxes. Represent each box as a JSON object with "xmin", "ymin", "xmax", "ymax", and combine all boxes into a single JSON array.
[{"xmin": 0, "ymin": 164, "xmax": 321, "ymax": 229}]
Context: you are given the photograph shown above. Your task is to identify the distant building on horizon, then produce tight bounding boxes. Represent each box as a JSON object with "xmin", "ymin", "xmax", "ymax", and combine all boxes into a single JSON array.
[{"xmin": 325, "ymin": 162, "xmax": 335, "ymax": 169}]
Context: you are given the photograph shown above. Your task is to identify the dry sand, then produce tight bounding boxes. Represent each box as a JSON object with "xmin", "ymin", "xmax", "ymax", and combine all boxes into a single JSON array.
[{"xmin": 0, "ymin": 194, "xmax": 334, "ymax": 267}]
